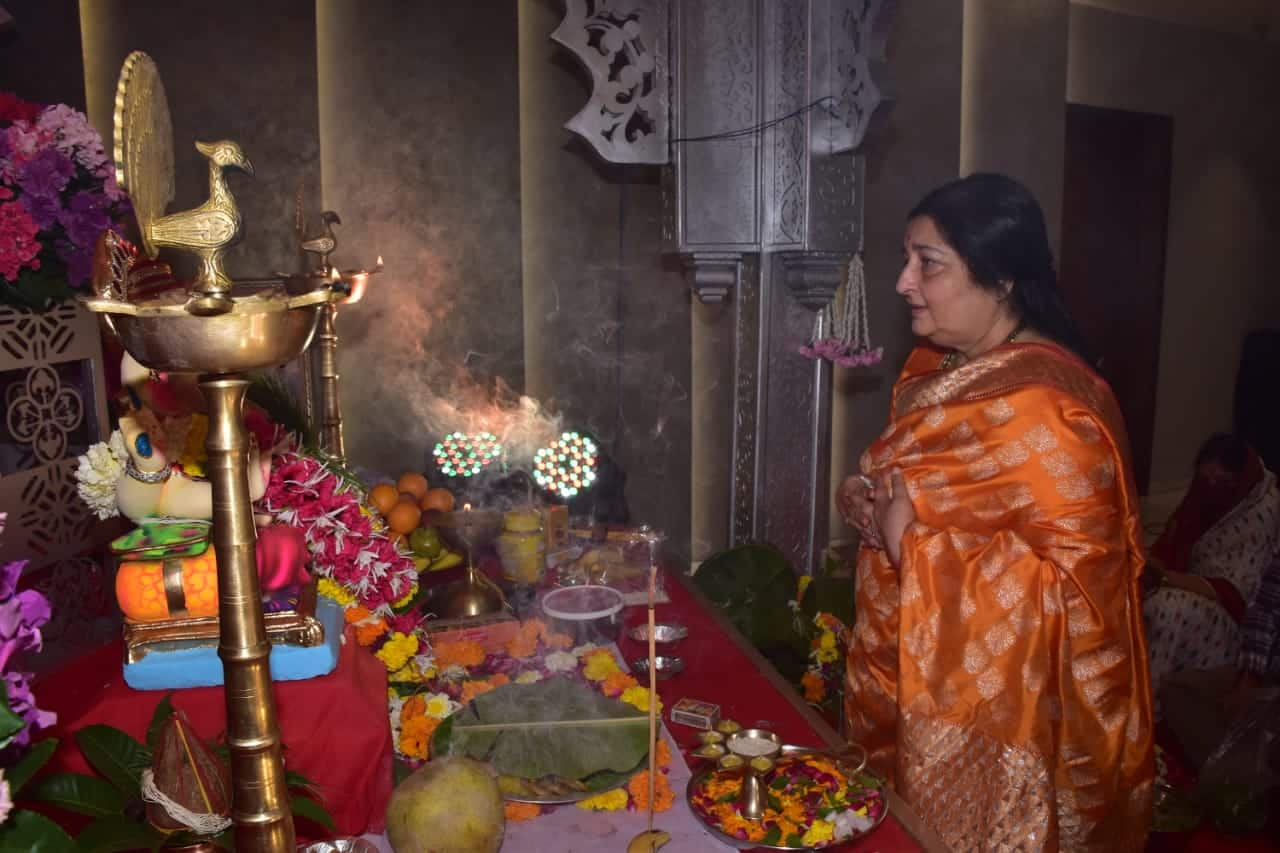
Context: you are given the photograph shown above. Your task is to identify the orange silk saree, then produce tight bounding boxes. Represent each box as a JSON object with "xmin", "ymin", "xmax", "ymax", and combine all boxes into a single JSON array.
[{"xmin": 845, "ymin": 343, "xmax": 1154, "ymax": 851}]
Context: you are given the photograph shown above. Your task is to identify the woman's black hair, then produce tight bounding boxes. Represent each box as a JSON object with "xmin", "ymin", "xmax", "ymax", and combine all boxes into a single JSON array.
[
  {"xmin": 908, "ymin": 173, "xmax": 1093, "ymax": 363},
  {"xmin": 1194, "ymin": 433, "xmax": 1252, "ymax": 474}
]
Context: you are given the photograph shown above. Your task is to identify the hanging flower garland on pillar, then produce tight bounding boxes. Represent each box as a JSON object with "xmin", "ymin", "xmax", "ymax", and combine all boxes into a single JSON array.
[{"xmin": 798, "ymin": 253, "xmax": 883, "ymax": 368}]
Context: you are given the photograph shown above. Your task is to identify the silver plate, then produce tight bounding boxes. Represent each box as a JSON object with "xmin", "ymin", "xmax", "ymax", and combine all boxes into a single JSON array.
[
  {"xmin": 686, "ymin": 745, "xmax": 887, "ymax": 850},
  {"xmin": 297, "ymin": 841, "xmax": 380, "ymax": 853},
  {"xmin": 628, "ymin": 623, "xmax": 689, "ymax": 643},
  {"xmin": 631, "ymin": 655, "xmax": 685, "ymax": 677}
]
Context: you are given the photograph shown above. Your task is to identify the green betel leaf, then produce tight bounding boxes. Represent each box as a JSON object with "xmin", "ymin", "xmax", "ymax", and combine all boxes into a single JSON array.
[
  {"xmin": 145, "ymin": 693, "xmax": 175, "ymax": 751},
  {"xmin": 27, "ymin": 772, "xmax": 125, "ymax": 817},
  {"xmin": 291, "ymin": 793, "xmax": 337, "ymax": 830},
  {"xmin": 0, "ymin": 809, "xmax": 78, "ymax": 853},
  {"xmin": 5, "ymin": 737, "xmax": 57, "ymax": 795},
  {"xmin": 74, "ymin": 725, "xmax": 150, "ymax": 795},
  {"xmin": 0, "ymin": 682, "xmax": 26, "ymax": 748},
  {"xmin": 433, "ymin": 678, "xmax": 649, "ymax": 782},
  {"xmin": 74, "ymin": 815, "xmax": 166, "ymax": 853}
]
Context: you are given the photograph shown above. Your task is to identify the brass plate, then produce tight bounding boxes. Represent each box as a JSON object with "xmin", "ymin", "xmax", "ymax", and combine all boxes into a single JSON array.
[{"xmin": 685, "ymin": 745, "xmax": 888, "ymax": 850}]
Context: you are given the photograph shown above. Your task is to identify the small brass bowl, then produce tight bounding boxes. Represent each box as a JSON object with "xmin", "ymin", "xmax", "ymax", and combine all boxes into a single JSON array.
[
  {"xmin": 631, "ymin": 656, "xmax": 684, "ymax": 678},
  {"xmin": 726, "ymin": 729, "xmax": 783, "ymax": 760},
  {"xmin": 692, "ymin": 743, "xmax": 726, "ymax": 760},
  {"xmin": 628, "ymin": 623, "xmax": 689, "ymax": 644}
]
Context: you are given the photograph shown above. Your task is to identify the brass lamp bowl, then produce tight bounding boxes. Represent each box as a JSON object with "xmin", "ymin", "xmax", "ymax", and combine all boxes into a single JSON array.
[
  {"xmin": 424, "ymin": 566, "xmax": 507, "ymax": 621},
  {"xmin": 83, "ymin": 284, "xmax": 338, "ymax": 373},
  {"xmin": 436, "ymin": 509, "xmax": 503, "ymax": 554}
]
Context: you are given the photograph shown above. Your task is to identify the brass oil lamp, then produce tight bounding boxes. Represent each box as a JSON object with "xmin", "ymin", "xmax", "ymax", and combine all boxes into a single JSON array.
[{"xmin": 84, "ymin": 51, "xmax": 352, "ymax": 852}]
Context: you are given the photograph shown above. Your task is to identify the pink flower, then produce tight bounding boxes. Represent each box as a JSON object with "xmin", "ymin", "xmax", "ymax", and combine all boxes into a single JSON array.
[{"xmin": 0, "ymin": 201, "xmax": 41, "ymax": 281}]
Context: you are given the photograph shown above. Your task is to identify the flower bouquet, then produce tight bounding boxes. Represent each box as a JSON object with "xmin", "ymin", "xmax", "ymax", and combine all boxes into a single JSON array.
[{"xmin": 0, "ymin": 92, "xmax": 130, "ymax": 312}]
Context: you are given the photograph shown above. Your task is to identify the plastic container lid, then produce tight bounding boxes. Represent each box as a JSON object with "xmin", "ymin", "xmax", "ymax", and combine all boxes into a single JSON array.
[{"xmin": 541, "ymin": 585, "xmax": 624, "ymax": 621}]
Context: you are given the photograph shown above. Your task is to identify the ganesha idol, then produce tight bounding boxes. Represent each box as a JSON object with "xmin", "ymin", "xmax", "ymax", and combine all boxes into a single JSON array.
[{"xmin": 112, "ymin": 368, "xmax": 310, "ymax": 624}]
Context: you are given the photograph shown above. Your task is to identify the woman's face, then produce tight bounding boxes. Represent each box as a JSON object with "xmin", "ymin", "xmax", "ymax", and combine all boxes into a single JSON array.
[{"xmin": 896, "ymin": 216, "xmax": 1008, "ymax": 352}]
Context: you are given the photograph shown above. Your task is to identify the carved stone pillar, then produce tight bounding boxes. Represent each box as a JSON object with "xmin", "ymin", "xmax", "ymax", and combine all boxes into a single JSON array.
[
  {"xmin": 549, "ymin": 0, "xmax": 891, "ymax": 569},
  {"xmin": 671, "ymin": 0, "xmax": 891, "ymax": 571}
]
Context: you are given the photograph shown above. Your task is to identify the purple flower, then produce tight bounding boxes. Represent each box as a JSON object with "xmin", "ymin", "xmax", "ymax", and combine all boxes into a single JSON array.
[
  {"xmin": 56, "ymin": 238, "xmax": 93, "ymax": 288},
  {"xmin": 18, "ymin": 147, "xmax": 75, "ymax": 201},
  {"xmin": 37, "ymin": 105, "xmax": 103, "ymax": 164},
  {"xmin": 1, "ymin": 670, "xmax": 55, "ymax": 751},
  {"xmin": 58, "ymin": 189, "xmax": 111, "ymax": 251},
  {"xmin": 0, "ymin": 560, "xmax": 55, "ymax": 753},
  {"xmin": 19, "ymin": 191, "xmax": 60, "ymax": 230}
]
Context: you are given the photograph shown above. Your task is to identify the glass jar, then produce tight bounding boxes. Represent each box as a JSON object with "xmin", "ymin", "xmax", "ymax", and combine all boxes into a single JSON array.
[{"xmin": 497, "ymin": 507, "xmax": 545, "ymax": 585}]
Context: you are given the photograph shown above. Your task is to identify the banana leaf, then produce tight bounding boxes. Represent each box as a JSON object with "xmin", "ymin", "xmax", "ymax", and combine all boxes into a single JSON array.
[{"xmin": 431, "ymin": 678, "xmax": 649, "ymax": 785}]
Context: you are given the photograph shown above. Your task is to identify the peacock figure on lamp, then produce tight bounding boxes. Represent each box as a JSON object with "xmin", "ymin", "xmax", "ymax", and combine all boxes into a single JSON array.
[{"xmin": 147, "ymin": 140, "xmax": 253, "ymax": 316}]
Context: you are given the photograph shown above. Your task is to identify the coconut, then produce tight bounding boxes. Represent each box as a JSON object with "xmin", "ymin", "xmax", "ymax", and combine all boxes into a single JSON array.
[{"xmin": 385, "ymin": 757, "xmax": 506, "ymax": 853}]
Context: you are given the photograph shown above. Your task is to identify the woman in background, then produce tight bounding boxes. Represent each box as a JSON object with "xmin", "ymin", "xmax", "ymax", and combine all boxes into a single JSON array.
[
  {"xmin": 839, "ymin": 174, "xmax": 1153, "ymax": 851},
  {"xmin": 1145, "ymin": 433, "xmax": 1279, "ymax": 697}
]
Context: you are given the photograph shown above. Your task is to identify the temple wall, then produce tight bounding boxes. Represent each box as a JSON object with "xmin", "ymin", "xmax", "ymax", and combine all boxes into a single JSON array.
[{"xmin": 1069, "ymin": 4, "xmax": 1280, "ymax": 497}]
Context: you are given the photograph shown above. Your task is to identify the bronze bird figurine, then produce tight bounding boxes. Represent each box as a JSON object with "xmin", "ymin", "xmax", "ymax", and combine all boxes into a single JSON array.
[
  {"xmin": 300, "ymin": 210, "xmax": 341, "ymax": 272},
  {"xmin": 147, "ymin": 139, "xmax": 254, "ymax": 315}
]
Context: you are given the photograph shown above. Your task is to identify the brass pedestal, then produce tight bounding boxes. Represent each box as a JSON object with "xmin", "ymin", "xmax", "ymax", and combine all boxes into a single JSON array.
[{"xmin": 203, "ymin": 375, "xmax": 293, "ymax": 851}]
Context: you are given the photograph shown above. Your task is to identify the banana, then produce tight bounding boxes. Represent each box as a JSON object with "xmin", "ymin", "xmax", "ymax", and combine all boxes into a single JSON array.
[
  {"xmin": 428, "ymin": 551, "xmax": 463, "ymax": 571},
  {"xmin": 626, "ymin": 830, "xmax": 670, "ymax": 853}
]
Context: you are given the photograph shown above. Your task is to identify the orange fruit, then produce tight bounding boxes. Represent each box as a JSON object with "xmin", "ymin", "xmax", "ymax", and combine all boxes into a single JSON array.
[
  {"xmin": 368, "ymin": 483, "xmax": 399, "ymax": 516},
  {"xmin": 397, "ymin": 472, "xmax": 430, "ymax": 502},
  {"xmin": 388, "ymin": 531, "xmax": 406, "ymax": 549},
  {"xmin": 420, "ymin": 487, "xmax": 455, "ymax": 514},
  {"xmin": 386, "ymin": 500, "xmax": 422, "ymax": 535}
]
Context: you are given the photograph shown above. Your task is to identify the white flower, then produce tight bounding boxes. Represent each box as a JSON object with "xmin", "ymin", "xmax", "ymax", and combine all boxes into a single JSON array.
[
  {"xmin": 74, "ymin": 430, "xmax": 128, "ymax": 519},
  {"xmin": 515, "ymin": 670, "xmax": 542, "ymax": 684},
  {"xmin": 545, "ymin": 651, "xmax": 578, "ymax": 673},
  {"xmin": 833, "ymin": 807, "xmax": 874, "ymax": 838},
  {"xmin": 571, "ymin": 643, "xmax": 599, "ymax": 659},
  {"xmin": 422, "ymin": 692, "xmax": 458, "ymax": 719},
  {"xmin": 387, "ymin": 693, "xmax": 405, "ymax": 745}
]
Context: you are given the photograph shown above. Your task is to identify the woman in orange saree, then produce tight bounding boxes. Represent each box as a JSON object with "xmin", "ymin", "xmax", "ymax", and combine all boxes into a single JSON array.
[{"xmin": 841, "ymin": 174, "xmax": 1154, "ymax": 851}]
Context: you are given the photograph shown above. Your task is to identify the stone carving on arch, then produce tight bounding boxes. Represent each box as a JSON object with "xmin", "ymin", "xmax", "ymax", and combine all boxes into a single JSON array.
[
  {"xmin": 552, "ymin": 0, "xmax": 669, "ymax": 165},
  {"xmin": 814, "ymin": 0, "xmax": 895, "ymax": 154}
]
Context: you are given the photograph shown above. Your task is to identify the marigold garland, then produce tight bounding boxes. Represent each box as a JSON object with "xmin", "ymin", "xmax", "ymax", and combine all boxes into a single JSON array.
[
  {"xmin": 619, "ymin": 685, "xmax": 661, "ymax": 714},
  {"xmin": 600, "ymin": 670, "xmax": 639, "ymax": 698},
  {"xmin": 575, "ymin": 788, "xmax": 629, "ymax": 812},
  {"xmin": 626, "ymin": 769, "xmax": 674, "ymax": 813},
  {"xmin": 434, "ymin": 639, "xmax": 486, "ymax": 669},
  {"xmin": 375, "ymin": 632, "xmax": 419, "ymax": 671},
  {"xmin": 583, "ymin": 648, "xmax": 621, "ymax": 681}
]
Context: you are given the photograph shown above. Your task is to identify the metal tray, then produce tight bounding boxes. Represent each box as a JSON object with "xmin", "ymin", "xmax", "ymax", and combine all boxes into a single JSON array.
[{"xmin": 685, "ymin": 744, "xmax": 888, "ymax": 850}]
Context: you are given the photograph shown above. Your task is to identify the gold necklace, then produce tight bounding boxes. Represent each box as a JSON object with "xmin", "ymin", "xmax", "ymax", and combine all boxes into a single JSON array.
[{"xmin": 940, "ymin": 322, "xmax": 1024, "ymax": 371}]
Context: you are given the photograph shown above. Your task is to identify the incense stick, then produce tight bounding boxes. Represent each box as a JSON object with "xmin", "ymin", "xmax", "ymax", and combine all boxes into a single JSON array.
[{"xmin": 646, "ymin": 560, "xmax": 657, "ymax": 834}]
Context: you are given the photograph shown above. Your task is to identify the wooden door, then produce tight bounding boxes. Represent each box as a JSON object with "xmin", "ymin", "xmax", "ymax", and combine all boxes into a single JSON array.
[{"xmin": 1060, "ymin": 103, "xmax": 1173, "ymax": 495}]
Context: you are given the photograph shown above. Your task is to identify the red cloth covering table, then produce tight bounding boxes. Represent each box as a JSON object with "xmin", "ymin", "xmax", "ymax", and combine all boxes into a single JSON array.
[
  {"xmin": 36, "ymin": 626, "xmax": 393, "ymax": 838},
  {"xmin": 613, "ymin": 569, "xmax": 936, "ymax": 853}
]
